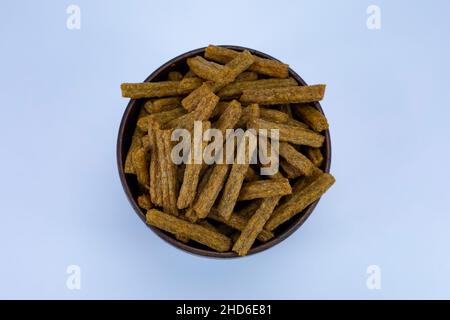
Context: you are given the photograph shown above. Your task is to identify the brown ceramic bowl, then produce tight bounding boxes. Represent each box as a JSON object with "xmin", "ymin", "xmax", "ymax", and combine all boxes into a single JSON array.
[{"xmin": 117, "ymin": 45, "xmax": 331, "ymax": 258}]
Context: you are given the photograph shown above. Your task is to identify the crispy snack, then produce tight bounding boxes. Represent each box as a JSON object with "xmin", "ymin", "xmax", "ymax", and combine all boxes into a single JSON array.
[
  {"xmin": 167, "ymin": 71, "xmax": 183, "ymax": 81},
  {"xmin": 121, "ymin": 78, "xmax": 202, "ymax": 98},
  {"xmin": 216, "ymin": 132, "xmax": 257, "ymax": 220},
  {"xmin": 137, "ymin": 194, "xmax": 152, "ymax": 210},
  {"xmin": 278, "ymin": 142, "xmax": 315, "ymax": 176},
  {"xmin": 165, "ymin": 91, "xmax": 219, "ymax": 130},
  {"xmin": 148, "ymin": 121, "xmax": 163, "ymax": 206},
  {"xmin": 285, "ymin": 117, "xmax": 308, "ymax": 128},
  {"xmin": 240, "ymin": 84, "xmax": 326, "ymax": 105},
  {"xmin": 124, "ymin": 109, "xmax": 147, "ymax": 174},
  {"xmin": 217, "ymin": 78, "xmax": 297, "ymax": 99},
  {"xmin": 209, "ymin": 210, "xmax": 274, "ymax": 242},
  {"xmin": 146, "ymin": 209, "xmax": 232, "ymax": 252},
  {"xmin": 260, "ymin": 108, "xmax": 290, "ymax": 123},
  {"xmin": 193, "ymin": 164, "xmax": 230, "ymax": 218},
  {"xmin": 248, "ymin": 118, "xmax": 324, "ymax": 147},
  {"xmin": 220, "ymin": 50, "xmax": 255, "ymax": 85},
  {"xmin": 265, "ymin": 173, "xmax": 335, "ymax": 231},
  {"xmin": 177, "ymin": 122, "xmax": 211, "ymax": 209},
  {"xmin": 163, "ymin": 130, "xmax": 179, "ymax": 215},
  {"xmin": 183, "ymin": 70, "xmax": 197, "ymax": 78},
  {"xmin": 279, "ymin": 158, "xmax": 302, "ymax": 179},
  {"xmin": 237, "ymin": 178, "xmax": 292, "ymax": 201},
  {"xmin": 144, "ymin": 97, "xmax": 181, "ymax": 113},
  {"xmin": 211, "ymin": 101, "xmax": 231, "ymax": 118},
  {"xmin": 205, "ymin": 45, "xmax": 289, "ymax": 78},
  {"xmin": 131, "ymin": 147, "xmax": 149, "ymax": 189},
  {"xmin": 187, "ymin": 56, "xmax": 224, "ymax": 82},
  {"xmin": 244, "ymin": 166, "xmax": 259, "ymax": 182},
  {"xmin": 306, "ymin": 147, "xmax": 324, "ymax": 167},
  {"xmin": 236, "ymin": 71, "xmax": 258, "ymax": 81},
  {"xmin": 294, "ymin": 105, "xmax": 329, "ymax": 132},
  {"xmin": 214, "ymin": 100, "xmax": 242, "ymax": 136},
  {"xmin": 137, "ymin": 108, "xmax": 186, "ymax": 130},
  {"xmin": 181, "ymin": 82, "xmax": 216, "ymax": 112},
  {"xmin": 237, "ymin": 103, "xmax": 260, "ymax": 128},
  {"xmin": 232, "ymin": 196, "xmax": 280, "ymax": 256}
]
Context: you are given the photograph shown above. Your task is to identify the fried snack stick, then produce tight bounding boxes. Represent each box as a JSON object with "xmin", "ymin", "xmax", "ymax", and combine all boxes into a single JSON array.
[
  {"xmin": 244, "ymin": 166, "xmax": 259, "ymax": 182},
  {"xmin": 278, "ymin": 142, "xmax": 315, "ymax": 176},
  {"xmin": 236, "ymin": 103, "xmax": 260, "ymax": 128},
  {"xmin": 211, "ymin": 101, "xmax": 231, "ymax": 118},
  {"xmin": 144, "ymin": 97, "xmax": 181, "ymax": 114},
  {"xmin": 294, "ymin": 105, "xmax": 329, "ymax": 132},
  {"xmin": 185, "ymin": 166, "xmax": 214, "ymax": 222},
  {"xmin": 137, "ymin": 108, "xmax": 186, "ymax": 130},
  {"xmin": 214, "ymin": 100, "xmax": 243, "ymax": 136},
  {"xmin": 165, "ymin": 90, "xmax": 219, "ymax": 130},
  {"xmin": 240, "ymin": 84, "xmax": 326, "ymax": 105},
  {"xmin": 236, "ymin": 71, "xmax": 258, "ymax": 81},
  {"xmin": 137, "ymin": 194, "xmax": 152, "ymax": 210},
  {"xmin": 193, "ymin": 164, "xmax": 230, "ymax": 219},
  {"xmin": 131, "ymin": 147, "xmax": 149, "ymax": 189},
  {"xmin": 236, "ymin": 199, "xmax": 262, "ymax": 218},
  {"xmin": 177, "ymin": 122, "xmax": 211, "ymax": 209},
  {"xmin": 208, "ymin": 211, "xmax": 274, "ymax": 242},
  {"xmin": 220, "ymin": 50, "xmax": 255, "ymax": 85},
  {"xmin": 181, "ymin": 82, "xmax": 216, "ymax": 112},
  {"xmin": 237, "ymin": 178, "xmax": 292, "ymax": 201},
  {"xmin": 163, "ymin": 130, "xmax": 179, "ymax": 215},
  {"xmin": 148, "ymin": 120, "xmax": 163, "ymax": 206},
  {"xmin": 124, "ymin": 109, "xmax": 147, "ymax": 174},
  {"xmin": 260, "ymin": 108, "xmax": 289, "ymax": 123},
  {"xmin": 216, "ymin": 131, "xmax": 257, "ymax": 220},
  {"xmin": 217, "ymin": 78, "xmax": 297, "ymax": 99},
  {"xmin": 121, "ymin": 78, "xmax": 202, "ymax": 98},
  {"xmin": 265, "ymin": 173, "xmax": 335, "ymax": 231},
  {"xmin": 187, "ymin": 56, "xmax": 224, "ymax": 82},
  {"xmin": 306, "ymin": 147, "xmax": 324, "ymax": 167},
  {"xmin": 232, "ymin": 196, "xmax": 281, "ymax": 256},
  {"xmin": 146, "ymin": 209, "xmax": 232, "ymax": 252},
  {"xmin": 248, "ymin": 118, "xmax": 324, "ymax": 147},
  {"xmin": 167, "ymin": 71, "xmax": 183, "ymax": 81},
  {"xmin": 205, "ymin": 45, "xmax": 289, "ymax": 78},
  {"xmin": 279, "ymin": 158, "xmax": 302, "ymax": 179}
]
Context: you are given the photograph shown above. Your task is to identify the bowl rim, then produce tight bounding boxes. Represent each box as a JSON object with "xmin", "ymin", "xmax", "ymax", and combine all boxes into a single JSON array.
[{"xmin": 117, "ymin": 45, "xmax": 331, "ymax": 258}]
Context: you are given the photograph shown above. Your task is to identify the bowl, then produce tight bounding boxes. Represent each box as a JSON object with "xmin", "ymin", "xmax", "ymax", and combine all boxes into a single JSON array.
[{"xmin": 117, "ymin": 45, "xmax": 331, "ymax": 258}]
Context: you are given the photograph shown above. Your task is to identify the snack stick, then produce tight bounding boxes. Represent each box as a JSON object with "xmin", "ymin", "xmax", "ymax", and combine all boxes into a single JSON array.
[
  {"xmin": 240, "ymin": 84, "xmax": 326, "ymax": 105},
  {"xmin": 211, "ymin": 101, "xmax": 232, "ymax": 118},
  {"xmin": 248, "ymin": 118, "xmax": 324, "ymax": 147},
  {"xmin": 184, "ymin": 166, "xmax": 213, "ymax": 222},
  {"xmin": 131, "ymin": 147, "xmax": 149, "ymax": 189},
  {"xmin": 294, "ymin": 105, "xmax": 329, "ymax": 132},
  {"xmin": 137, "ymin": 108, "xmax": 186, "ymax": 130},
  {"xmin": 244, "ymin": 166, "xmax": 259, "ymax": 182},
  {"xmin": 284, "ymin": 167, "xmax": 323, "ymax": 203},
  {"xmin": 214, "ymin": 100, "xmax": 242, "ymax": 137},
  {"xmin": 183, "ymin": 70, "xmax": 197, "ymax": 78},
  {"xmin": 162, "ymin": 130, "xmax": 179, "ymax": 215},
  {"xmin": 144, "ymin": 97, "xmax": 181, "ymax": 114},
  {"xmin": 187, "ymin": 56, "xmax": 224, "ymax": 82},
  {"xmin": 141, "ymin": 135, "xmax": 150, "ymax": 151},
  {"xmin": 205, "ymin": 45, "xmax": 289, "ymax": 78},
  {"xmin": 217, "ymin": 78, "xmax": 297, "ymax": 99},
  {"xmin": 137, "ymin": 194, "xmax": 152, "ymax": 210},
  {"xmin": 306, "ymin": 147, "xmax": 324, "ymax": 167},
  {"xmin": 155, "ymin": 128, "xmax": 173, "ymax": 214},
  {"xmin": 208, "ymin": 211, "xmax": 274, "ymax": 242},
  {"xmin": 220, "ymin": 50, "xmax": 255, "ymax": 85},
  {"xmin": 279, "ymin": 158, "xmax": 302, "ymax": 179},
  {"xmin": 232, "ymin": 196, "xmax": 281, "ymax": 256},
  {"xmin": 237, "ymin": 103, "xmax": 260, "ymax": 128},
  {"xmin": 177, "ymin": 122, "xmax": 211, "ymax": 209},
  {"xmin": 260, "ymin": 108, "xmax": 290, "ymax": 123},
  {"xmin": 237, "ymin": 178, "xmax": 292, "ymax": 201},
  {"xmin": 167, "ymin": 71, "xmax": 183, "ymax": 81},
  {"xmin": 193, "ymin": 164, "xmax": 230, "ymax": 218},
  {"xmin": 181, "ymin": 82, "xmax": 216, "ymax": 112},
  {"xmin": 148, "ymin": 120, "xmax": 163, "ymax": 206},
  {"xmin": 121, "ymin": 78, "xmax": 202, "ymax": 98},
  {"xmin": 146, "ymin": 209, "xmax": 232, "ymax": 252},
  {"xmin": 216, "ymin": 131, "xmax": 257, "ymax": 220},
  {"xmin": 124, "ymin": 109, "xmax": 147, "ymax": 174},
  {"xmin": 236, "ymin": 71, "xmax": 258, "ymax": 81},
  {"xmin": 265, "ymin": 173, "xmax": 335, "ymax": 231},
  {"xmin": 236, "ymin": 199, "xmax": 262, "ymax": 218},
  {"xmin": 285, "ymin": 117, "xmax": 308, "ymax": 129},
  {"xmin": 278, "ymin": 142, "xmax": 315, "ymax": 176}
]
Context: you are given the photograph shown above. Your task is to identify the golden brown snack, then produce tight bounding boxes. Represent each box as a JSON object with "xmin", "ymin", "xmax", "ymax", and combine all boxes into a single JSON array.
[
  {"xmin": 148, "ymin": 120, "xmax": 163, "ymax": 207},
  {"xmin": 236, "ymin": 71, "xmax": 258, "ymax": 81},
  {"xmin": 124, "ymin": 109, "xmax": 147, "ymax": 174},
  {"xmin": 131, "ymin": 147, "xmax": 149, "ymax": 189},
  {"xmin": 265, "ymin": 172, "xmax": 335, "ymax": 231},
  {"xmin": 236, "ymin": 199, "xmax": 262, "ymax": 218},
  {"xmin": 193, "ymin": 164, "xmax": 230, "ymax": 218},
  {"xmin": 294, "ymin": 105, "xmax": 329, "ymax": 132},
  {"xmin": 163, "ymin": 130, "xmax": 179, "ymax": 215},
  {"xmin": 236, "ymin": 103, "xmax": 260, "ymax": 128},
  {"xmin": 279, "ymin": 158, "xmax": 302, "ymax": 179},
  {"xmin": 121, "ymin": 78, "xmax": 202, "ymax": 98},
  {"xmin": 209, "ymin": 210, "xmax": 274, "ymax": 242},
  {"xmin": 237, "ymin": 178, "xmax": 292, "ymax": 201},
  {"xmin": 137, "ymin": 108, "xmax": 186, "ymax": 130},
  {"xmin": 187, "ymin": 56, "xmax": 224, "ymax": 82},
  {"xmin": 240, "ymin": 84, "xmax": 326, "ymax": 105},
  {"xmin": 232, "ymin": 196, "xmax": 281, "ymax": 256},
  {"xmin": 144, "ymin": 97, "xmax": 181, "ymax": 114},
  {"xmin": 260, "ymin": 108, "xmax": 290, "ymax": 123},
  {"xmin": 137, "ymin": 194, "xmax": 152, "ymax": 210},
  {"xmin": 205, "ymin": 45, "xmax": 289, "ymax": 78},
  {"xmin": 219, "ymin": 50, "xmax": 255, "ymax": 85},
  {"xmin": 248, "ymin": 118, "xmax": 324, "ymax": 147},
  {"xmin": 278, "ymin": 142, "xmax": 315, "ymax": 176},
  {"xmin": 306, "ymin": 147, "xmax": 324, "ymax": 167},
  {"xmin": 146, "ymin": 209, "xmax": 232, "ymax": 252},
  {"xmin": 244, "ymin": 166, "xmax": 259, "ymax": 182},
  {"xmin": 211, "ymin": 101, "xmax": 231, "ymax": 118},
  {"xmin": 181, "ymin": 82, "xmax": 216, "ymax": 112},
  {"xmin": 167, "ymin": 71, "xmax": 183, "ymax": 81},
  {"xmin": 217, "ymin": 78, "xmax": 297, "ymax": 99},
  {"xmin": 214, "ymin": 100, "xmax": 243, "ymax": 136}
]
